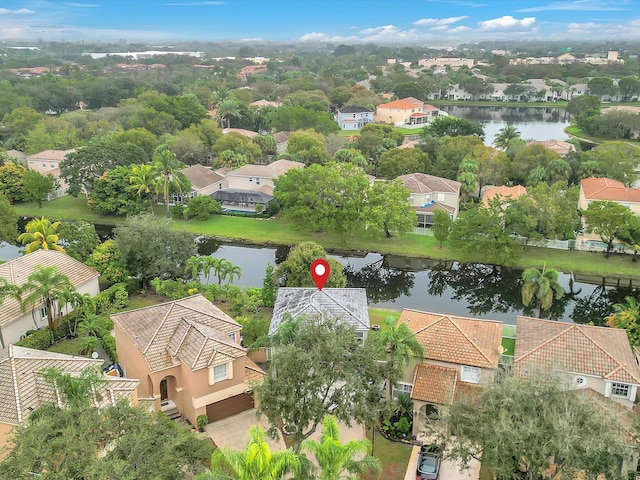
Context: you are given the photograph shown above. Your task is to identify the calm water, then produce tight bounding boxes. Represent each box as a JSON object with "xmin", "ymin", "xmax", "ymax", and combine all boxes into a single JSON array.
[{"xmin": 438, "ymin": 105, "xmax": 571, "ymax": 146}]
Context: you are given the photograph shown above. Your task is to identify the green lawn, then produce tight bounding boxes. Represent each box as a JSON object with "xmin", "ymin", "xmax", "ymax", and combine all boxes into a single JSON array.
[
  {"xmin": 369, "ymin": 308, "xmax": 401, "ymax": 329},
  {"xmin": 47, "ymin": 337, "xmax": 87, "ymax": 356},
  {"xmin": 363, "ymin": 429, "xmax": 413, "ymax": 480},
  {"xmin": 12, "ymin": 196, "xmax": 122, "ymax": 224}
]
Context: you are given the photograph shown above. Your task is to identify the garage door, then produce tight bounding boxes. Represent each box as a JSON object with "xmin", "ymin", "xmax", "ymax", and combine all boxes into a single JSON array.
[{"xmin": 206, "ymin": 393, "xmax": 254, "ymax": 422}]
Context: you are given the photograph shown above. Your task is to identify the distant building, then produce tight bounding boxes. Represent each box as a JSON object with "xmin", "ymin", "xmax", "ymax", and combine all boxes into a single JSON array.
[
  {"xmin": 418, "ymin": 57, "xmax": 474, "ymax": 68},
  {"xmin": 398, "ymin": 173, "xmax": 461, "ymax": 227},
  {"xmin": 335, "ymin": 106, "xmax": 374, "ymax": 131}
]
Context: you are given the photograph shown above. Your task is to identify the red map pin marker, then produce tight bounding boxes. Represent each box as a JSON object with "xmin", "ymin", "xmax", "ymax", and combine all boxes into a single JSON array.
[{"xmin": 310, "ymin": 258, "xmax": 330, "ymax": 291}]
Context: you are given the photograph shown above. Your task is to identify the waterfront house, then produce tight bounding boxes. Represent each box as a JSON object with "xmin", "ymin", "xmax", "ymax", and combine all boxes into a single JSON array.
[{"xmin": 397, "ymin": 173, "xmax": 461, "ymax": 227}]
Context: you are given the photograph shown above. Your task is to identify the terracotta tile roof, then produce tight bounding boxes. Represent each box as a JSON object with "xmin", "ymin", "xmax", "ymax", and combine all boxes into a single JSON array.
[
  {"xmin": 453, "ymin": 381, "xmax": 481, "ymax": 403},
  {"xmin": 377, "ymin": 99, "xmax": 422, "ymax": 110},
  {"xmin": 28, "ymin": 149, "xmax": 76, "ymax": 162},
  {"xmin": 272, "ymin": 131, "xmax": 290, "ymax": 143},
  {"xmin": 399, "ymin": 309, "xmax": 502, "ymax": 369},
  {"xmin": 398, "ymin": 173, "xmax": 460, "ymax": 194},
  {"xmin": 0, "ymin": 251, "xmax": 99, "ymax": 328},
  {"xmin": 410, "ymin": 112, "xmax": 428, "ymax": 117},
  {"xmin": 526, "ymin": 140, "xmax": 575, "ymax": 156},
  {"xmin": 244, "ymin": 358, "xmax": 266, "ymax": 384},
  {"xmin": 403, "ymin": 97, "xmax": 424, "ymax": 106},
  {"xmin": 482, "ymin": 185, "xmax": 527, "ymax": 206},
  {"xmin": 0, "ymin": 345, "xmax": 138, "ymax": 425},
  {"xmin": 514, "ymin": 316, "xmax": 640, "ymax": 384},
  {"xmin": 580, "ymin": 176, "xmax": 640, "ymax": 203},
  {"xmin": 229, "ymin": 159, "xmax": 304, "ymax": 179},
  {"xmin": 112, "ymin": 294, "xmax": 243, "ymax": 373},
  {"xmin": 411, "ymin": 364, "xmax": 457, "ymax": 404},
  {"xmin": 181, "ymin": 164, "xmax": 225, "ymax": 190}
]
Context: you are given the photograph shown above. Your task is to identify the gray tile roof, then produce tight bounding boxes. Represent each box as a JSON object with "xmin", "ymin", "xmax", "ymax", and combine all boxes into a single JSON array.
[
  {"xmin": 0, "ymin": 345, "xmax": 138, "ymax": 426},
  {"xmin": 270, "ymin": 288, "xmax": 369, "ymax": 335},
  {"xmin": 397, "ymin": 173, "xmax": 461, "ymax": 194},
  {"xmin": 228, "ymin": 159, "xmax": 303, "ymax": 179},
  {"xmin": 181, "ymin": 164, "xmax": 225, "ymax": 191},
  {"xmin": 0, "ymin": 250, "xmax": 99, "ymax": 327},
  {"xmin": 112, "ymin": 294, "xmax": 244, "ymax": 373}
]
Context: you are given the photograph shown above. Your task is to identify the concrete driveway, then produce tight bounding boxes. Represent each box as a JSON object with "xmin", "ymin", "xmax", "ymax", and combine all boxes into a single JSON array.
[
  {"xmin": 405, "ymin": 445, "xmax": 480, "ymax": 480},
  {"xmin": 305, "ymin": 420, "xmax": 366, "ymax": 444},
  {"xmin": 205, "ymin": 409, "xmax": 286, "ymax": 452}
]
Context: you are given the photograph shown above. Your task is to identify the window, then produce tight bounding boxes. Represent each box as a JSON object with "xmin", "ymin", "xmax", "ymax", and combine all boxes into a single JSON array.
[
  {"xmin": 437, "ymin": 193, "xmax": 445, "ymax": 202},
  {"xmin": 392, "ymin": 382, "xmax": 412, "ymax": 398},
  {"xmin": 355, "ymin": 331, "xmax": 365, "ymax": 346},
  {"xmin": 249, "ymin": 177, "xmax": 253, "ymax": 182},
  {"xmin": 256, "ymin": 178, "xmax": 260, "ymax": 185},
  {"xmin": 42, "ymin": 162, "xmax": 47, "ymax": 168},
  {"xmin": 40, "ymin": 308, "xmax": 46, "ymax": 318},
  {"xmin": 50, "ymin": 162, "xmax": 55, "ymax": 168},
  {"xmin": 213, "ymin": 364, "xmax": 228, "ymax": 382},
  {"xmin": 460, "ymin": 365, "xmax": 481, "ymax": 384},
  {"xmin": 611, "ymin": 383, "xmax": 631, "ymax": 399},
  {"xmin": 227, "ymin": 332, "xmax": 236, "ymax": 342}
]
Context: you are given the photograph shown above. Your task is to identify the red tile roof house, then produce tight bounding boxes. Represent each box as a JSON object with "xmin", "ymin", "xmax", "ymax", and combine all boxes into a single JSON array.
[
  {"xmin": 578, "ymin": 176, "xmax": 640, "ymax": 215},
  {"xmin": 513, "ymin": 316, "xmax": 640, "ymax": 410},
  {"xmin": 111, "ymin": 294, "xmax": 265, "ymax": 428},
  {"xmin": 398, "ymin": 309, "xmax": 503, "ymax": 438},
  {"xmin": 481, "ymin": 185, "xmax": 527, "ymax": 207},
  {"xmin": 373, "ymin": 97, "xmax": 444, "ymax": 128},
  {"xmin": 397, "ymin": 173, "xmax": 461, "ymax": 228}
]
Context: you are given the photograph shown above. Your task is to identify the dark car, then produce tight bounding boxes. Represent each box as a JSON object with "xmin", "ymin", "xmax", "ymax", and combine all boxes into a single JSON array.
[{"xmin": 416, "ymin": 445, "xmax": 441, "ymax": 480}]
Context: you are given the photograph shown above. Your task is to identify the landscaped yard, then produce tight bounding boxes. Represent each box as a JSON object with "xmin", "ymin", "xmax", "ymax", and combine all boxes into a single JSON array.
[{"xmin": 363, "ymin": 429, "xmax": 413, "ymax": 480}]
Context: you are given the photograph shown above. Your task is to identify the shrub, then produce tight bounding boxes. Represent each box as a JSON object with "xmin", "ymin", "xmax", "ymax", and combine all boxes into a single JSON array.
[
  {"xmin": 94, "ymin": 283, "xmax": 129, "ymax": 314},
  {"xmin": 184, "ymin": 196, "xmax": 221, "ymax": 220}
]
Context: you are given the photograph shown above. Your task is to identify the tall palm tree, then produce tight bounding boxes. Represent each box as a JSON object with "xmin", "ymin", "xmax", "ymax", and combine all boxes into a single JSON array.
[
  {"xmin": 151, "ymin": 147, "xmax": 188, "ymax": 217},
  {"xmin": 202, "ymin": 256, "xmax": 217, "ymax": 285},
  {"xmin": 377, "ymin": 316, "xmax": 425, "ymax": 400},
  {"xmin": 222, "ymin": 261, "xmax": 242, "ymax": 285},
  {"xmin": 129, "ymin": 164, "xmax": 158, "ymax": 215},
  {"xmin": 300, "ymin": 415, "xmax": 381, "ymax": 480},
  {"xmin": 17, "ymin": 217, "xmax": 65, "ymax": 253},
  {"xmin": 521, "ymin": 265, "xmax": 564, "ymax": 318},
  {"xmin": 209, "ymin": 85, "xmax": 230, "ymax": 109},
  {"xmin": 184, "ymin": 255, "xmax": 206, "ymax": 281},
  {"xmin": 216, "ymin": 98, "xmax": 242, "ymax": 129},
  {"xmin": 195, "ymin": 425, "xmax": 300, "ymax": 480},
  {"xmin": 207, "ymin": 258, "xmax": 231, "ymax": 286},
  {"xmin": 19, "ymin": 265, "xmax": 75, "ymax": 344},
  {"xmin": 493, "ymin": 124, "xmax": 521, "ymax": 150}
]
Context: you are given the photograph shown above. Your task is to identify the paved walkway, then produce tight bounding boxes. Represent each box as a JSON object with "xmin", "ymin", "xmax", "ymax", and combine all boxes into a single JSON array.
[{"xmin": 205, "ymin": 409, "xmax": 286, "ymax": 451}]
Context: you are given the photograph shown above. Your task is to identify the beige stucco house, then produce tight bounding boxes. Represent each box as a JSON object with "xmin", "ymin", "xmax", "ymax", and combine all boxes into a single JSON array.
[
  {"xmin": 513, "ymin": 316, "xmax": 640, "ymax": 410},
  {"xmin": 0, "ymin": 250, "xmax": 100, "ymax": 348},
  {"xmin": 180, "ymin": 164, "xmax": 226, "ymax": 198},
  {"xmin": 397, "ymin": 173, "xmax": 461, "ymax": 227},
  {"xmin": 374, "ymin": 97, "xmax": 444, "ymax": 127},
  {"xmin": 397, "ymin": 309, "xmax": 503, "ymax": 436},
  {"xmin": 481, "ymin": 185, "xmax": 527, "ymax": 206},
  {"xmin": 0, "ymin": 345, "xmax": 139, "ymax": 455},
  {"xmin": 26, "ymin": 149, "xmax": 75, "ymax": 189},
  {"xmin": 112, "ymin": 294, "xmax": 265, "ymax": 427},
  {"xmin": 578, "ymin": 176, "xmax": 640, "ymax": 215}
]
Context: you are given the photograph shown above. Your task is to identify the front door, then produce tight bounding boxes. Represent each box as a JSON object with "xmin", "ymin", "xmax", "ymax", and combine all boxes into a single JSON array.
[{"xmin": 160, "ymin": 379, "xmax": 168, "ymax": 401}]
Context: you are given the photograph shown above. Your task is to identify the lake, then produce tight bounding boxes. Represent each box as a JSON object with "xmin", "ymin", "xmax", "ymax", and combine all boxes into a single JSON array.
[{"xmin": 437, "ymin": 105, "xmax": 571, "ymax": 146}]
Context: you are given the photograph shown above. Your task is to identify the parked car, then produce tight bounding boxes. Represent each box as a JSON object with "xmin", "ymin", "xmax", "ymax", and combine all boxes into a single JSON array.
[{"xmin": 416, "ymin": 445, "xmax": 441, "ymax": 480}]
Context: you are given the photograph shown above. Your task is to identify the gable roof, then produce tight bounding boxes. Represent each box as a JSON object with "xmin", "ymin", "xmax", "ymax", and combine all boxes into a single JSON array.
[
  {"xmin": 338, "ymin": 105, "xmax": 373, "ymax": 114},
  {"xmin": 399, "ymin": 309, "xmax": 503, "ymax": 369},
  {"xmin": 222, "ymin": 128, "xmax": 259, "ymax": 138},
  {"xmin": 403, "ymin": 97, "xmax": 424, "ymax": 106},
  {"xmin": 27, "ymin": 149, "xmax": 76, "ymax": 161},
  {"xmin": 112, "ymin": 294, "xmax": 244, "ymax": 373},
  {"xmin": 272, "ymin": 131, "xmax": 290, "ymax": 143},
  {"xmin": 270, "ymin": 288, "xmax": 369, "ymax": 335},
  {"xmin": 181, "ymin": 164, "xmax": 225, "ymax": 191},
  {"xmin": 482, "ymin": 185, "xmax": 528, "ymax": 206},
  {"xmin": 580, "ymin": 176, "xmax": 640, "ymax": 203},
  {"xmin": 0, "ymin": 251, "xmax": 99, "ymax": 328},
  {"xmin": 514, "ymin": 316, "xmax": 640, "ymax": 384},
  {"xmin": 228, "ymin": 159, "xmax": 304, "ymax": 179},
  {"xmin": 0, "ymin": 345, "xmax": 138, "ymax": 426},
  {"xmin": 398, "ymin": 173, "xmax": 461, "ymax": 194},
  {"xmin": 526, "ymin": 140, "xmax": 575, "ymax": 156},
  {"xmin": 377, "ymin": 99, "xmax": 421, "ymax": 110},
  {"xmin": 411, "ymin": 364, "xmax": 457, "ymax": 404}
]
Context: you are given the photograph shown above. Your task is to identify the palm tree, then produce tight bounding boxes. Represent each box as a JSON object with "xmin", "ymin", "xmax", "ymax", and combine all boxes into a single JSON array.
[
  {"xmin": 493, "ymin": 124, "xmax": 521, "ymax": 150},
  {"xmin": 184, "ymin": 255, "xmax": 205, "ymax": 281},
  {"xmin": 222, "ymin": 261, "xmax": 242, "ymax": 285},
  {"xmin": 17, "ymin": 217, "xmax": 65, "ymax": 253},
  {"xmin": 202, "ymin": 256, "xmax": 217, "ymax": 284},
  {"xmin": 209, "ymin": 85, "xmax": 230, "ymax": 109},
  {"xmin": 79, "ymin": 336, "xmax": 100, "ymax": 355},
  {"xmin": 521, "ymin": 265, "xmax": 564, "ymax": 318},
  {"xmin": 78, "ymin": 313, "xmax": 103, "ymax": 337},
  {"xmin": 216, "ymin": 98, "xmax": 242, "ymax": 129},
  {"xmin": 19, "ymin": 265, "xmax": 75, "ymax": 344},
  {"xmin": 151, "ymin": 147, "xmax": 188, "ymax": 216},
  {"xmin": 300, "ymin": 415, "xmax": 381, "ymax": 480},
  {"xmin": 208, "ymin": 258, "xmax": 231, "ymax": 286},
  {"xmin": 377, "ymin": 316, "xmax": 425, "ymax": 400},
  {"xmin": 195, "ymin": 425, "xmax": 300, "ymax": 480},
  {"xmin": 129, "ymin": 164, "xmax": 158, "ymax": 215},
  {"xmin": 606, "ymin": 296, "xmax": 640, "ymax": 346}
]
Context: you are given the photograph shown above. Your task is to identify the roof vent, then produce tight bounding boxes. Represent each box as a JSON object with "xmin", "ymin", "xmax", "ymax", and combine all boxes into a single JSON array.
[{"xmin": 575, "ymin": 376, "xmax": 586, "ymax": 386}]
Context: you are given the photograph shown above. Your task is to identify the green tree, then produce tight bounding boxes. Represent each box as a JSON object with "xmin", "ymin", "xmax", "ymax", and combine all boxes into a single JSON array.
[
  {"xmin": 493, "ymin": 124, "xmax": 521, "ymax": 149},
  {"xmin": 618, "ymin": 76, "xmax": 640, "ymax": 100},
  {"xmin": 438, "ymin": 370, "xmax": 633, "ymax": 480},
  {"xmin": 22, "ymin": 169, "xmax": 55, "ymax": 207},
  {"xmin": 57, "ymin": 221, "xmax": 100, "ymax": 262},
  {"xmin": 457, "ymin": 158, "xmax": 479, "ymax": 204},
  {"xmin": 332, "ymin": 148, "xmax": 367, "ymax": 167},
  {"xmin": 169, "ymin": 129, "xmax": 208, "ymax": 166},
  {"xmin": 583, "ymin": 200, "xmax": 634, "ymax": 258},
  {"xmin": 216, "ymin": 98, "xmax": 242, "ymax": 128},
  {"xmin": 287, "ymin": 129, "xmax": 329, "ymax": 165},
  {"xmin": 86, "ymin": 240, "xmax": 130, "ymax": 283},
  {"xmin": 184, "ymin": 255, "xmax": 206, "ymax": 281},
  {"xmin": 378, "ymin": 148, "xmax": 429, "ymax": 179},
  {"xmin": 89, "ymin": 165, "xmax": 146, "ymax": 216},
  {"xmin": 17, "ymin": 217, "xmax": 65, "ymax": 253},
  {"xmin": 129, "ymin": 163, "xmax": 157, "ymax": 214},
  {"xmin": 511, "ymin": 144, "xmax": 560, "ymax": 186},
  {"xmin": 521, "ymin": 265, "xmax": 564, "ymax": 318},
  {"xmin": 566, "ymin": 94, "xmax": 600, "ymax": 115},
  {"xmin": 152, "ymin": 146, "xmax": 189, "ymax": 216},
  {"xmin": 114, "ymin": 214, "xmax": 197, "ymax": 288},
  {"xmin": 431, "ymin": 135, "xmax": 483, "ymax": 180},
  {"xmin": 113, "ymin": 127, "xmax": 157, "ymax": 159},
  {"xmin": 184, "ymin": 195, "xmax": 221, "ymax": 220},
  {"xmin": 213, "ymin": 132, "xmax": 262, "ymax": 164},
  {"xmin": 256, "ymin": 317, "xmax": 388, "ymax": 451},
  {"xmin": 262, "ymin": 262, "xmax": 278, "ymax": 308},
  {"xmin": 581, "ymin": 142, "xmax": 640, "ymax": 186},
  {"xmin": 0, "ymin": 193, "xmax": 18, "ymax": 244},
  {"xmin": 587, "ymin": 76, "xmax": 616, "ymax": 98},
  {"xmin": 432, "ymin": 208, "xmax": 453, "ymax": 247},
  {"xmin": 0, "ymin": 163, "xmax": 26, "ymax": 203},
  {"xmin": 300, "ymin": 415, "xmax": 381, "ymax": 480},
  {"xmin": 196, "ymin": 426, "xmax": 300, "ymax": 480},
  {"xmin": 18, "ymin": 265, "xmax": 74, "ymax": 343},
  {"xmin": 366, "ymin": 180, "xmax": 416, "ymax": 238},
  {"xmin": 422, "ymin": 116, "xmax": 484, "ymax": 139},
  {"xmin": 275, "ymin": 242, "xmax": 346, "ymax": 288},
  {"xmin": 607, "ymin": 296, "xmax": 640, "ymax": 346}
]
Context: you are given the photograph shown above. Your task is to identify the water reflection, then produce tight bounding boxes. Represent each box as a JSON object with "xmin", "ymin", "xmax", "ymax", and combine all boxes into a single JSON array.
[{"xmin": 344, "ymin": 257, "xmax": 415, "ymax": 304}]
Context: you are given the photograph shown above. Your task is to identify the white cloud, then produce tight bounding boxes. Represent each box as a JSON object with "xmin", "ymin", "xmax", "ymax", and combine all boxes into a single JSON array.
[
  {"xmin": 298, "ymin": 32, "xmax": 357, "ymax": 43},
  {"xmin": 0, "ymin": 8, "xmax": 35, "ymax": 15},
  {"xmin": 478, "ymin": 16, "xmax": 536, "ymax": 31},
  {"xmin": 448, "ymin": 25, "xmax": 472, "ymax": 33},
  {"xmin": 516, "ymin": 0, "xmax": 629, "ymax": 12},
  {"xmin": 413, "ymin": 16, "xmax": 468, "ymax": 27}
]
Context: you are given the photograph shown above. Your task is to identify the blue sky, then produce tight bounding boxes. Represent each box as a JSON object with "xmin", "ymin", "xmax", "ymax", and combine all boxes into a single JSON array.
[{"xmin": 0, "ymin": 0, "xmax": 639, "ymax": 43}]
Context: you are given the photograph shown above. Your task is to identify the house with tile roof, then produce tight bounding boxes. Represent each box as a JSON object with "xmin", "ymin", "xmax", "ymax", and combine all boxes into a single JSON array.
[
  {"xmin": 26, "ymin": 149, "xmax": 76, "ymax": 190},
  {"xmin": 374, "ymin": 98, "xmax": 445, "ymax": 127},
  {"xmin": 335, "ymin": 105, "xmax": 374, "ymax": 131},
  {"xmin": 213, "ymin": 159, "xmax": 304, "ymax": 212},
  {"xmin": 398, "ymin": 309, "xmax": 503, "ymax": 435},
  {"xmin": 0, "ymin": 250, "xmax": 100, "ymax": 348},
  {"xmin": 0, "ymin": 345, "xmax": 139, "ymax": 454},
  {"xmin": 513, "ymin": 316, "xmax": 640, "ymax": 410},
  {"xmin": 180, "ymin": 164, "xmax": 226, "ymax": 198},
  {"xmin": 579, "ymin": 176, "xmax": 640, "ymax": 215},
  {"xmin": 482, "ymin": 185, "xmax": 528, "ymax": 207},
  {"xmin": 111, "ymin": 294, "xmax": 265, "ymax": 427},
  {"xmin": 397, "ymin": 173, "xmax": 461, "ymax": 227},
  {"xmin": 526, "ymin": 140, "xmax": 576, "ymax": 157},
  {"xmin": 270, "ymin": 288, "xmax": 370, "ymax": 344}
]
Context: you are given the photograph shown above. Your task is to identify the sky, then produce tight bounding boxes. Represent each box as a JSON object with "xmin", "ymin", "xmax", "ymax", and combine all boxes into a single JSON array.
[{"xmin": 0, "ymin": 0, "xmax": 640, "ymax": 43}]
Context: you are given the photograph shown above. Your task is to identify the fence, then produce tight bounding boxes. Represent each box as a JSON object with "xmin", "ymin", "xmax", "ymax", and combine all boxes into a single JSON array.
[{"xmin": 46, "ymin": 188, "xmax": 67, "ymax": 201}]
